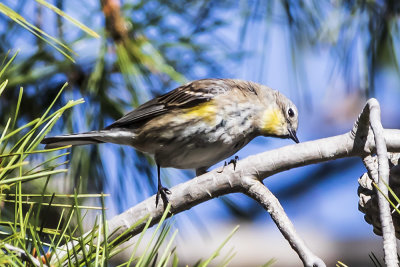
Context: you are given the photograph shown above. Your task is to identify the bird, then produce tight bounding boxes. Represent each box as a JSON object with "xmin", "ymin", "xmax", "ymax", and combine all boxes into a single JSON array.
[{"xmin": 41, "ymin": 78, "xmax": 299, "ymax": 207}]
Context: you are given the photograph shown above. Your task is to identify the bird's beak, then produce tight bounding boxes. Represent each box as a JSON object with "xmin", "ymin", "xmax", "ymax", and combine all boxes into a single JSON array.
[{"xmin": 288, "ymin": 129, "xmax": 299, "ymax": 143}]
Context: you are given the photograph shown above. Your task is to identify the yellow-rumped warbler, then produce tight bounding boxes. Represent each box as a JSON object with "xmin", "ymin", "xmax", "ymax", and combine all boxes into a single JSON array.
[{"xmin": 42, "ymin": 79, "xmax": 299, "ymax": 206}]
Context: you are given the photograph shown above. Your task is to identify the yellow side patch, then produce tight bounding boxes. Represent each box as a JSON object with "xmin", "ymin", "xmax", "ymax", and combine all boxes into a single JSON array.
[
  {"xmin": 262, "ymin": 108, "xmax": 284, "ymax": 135},
  {"xmin": 183, "ymin": 101, "xmax": 217, "ymax": 124}
]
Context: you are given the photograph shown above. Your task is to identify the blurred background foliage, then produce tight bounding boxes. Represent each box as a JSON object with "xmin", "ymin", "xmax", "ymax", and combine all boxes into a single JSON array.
[
  {"xmin": 1, "ymin": 0, "xmax": 239, "ymax": 207},
  {"xmin": 0, "ymin": 1, "xmax": 400, "ymax": 264}
]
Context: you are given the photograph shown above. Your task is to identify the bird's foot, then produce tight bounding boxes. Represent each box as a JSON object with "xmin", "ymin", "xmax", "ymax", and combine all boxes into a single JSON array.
[
  {"xmin": 217, "ymin": 155, "xmax": 239, "ymax": 173},
  {"xmin": 156, "ymin": 186, "xmax": 171, "ymax": 208},
  {"xmin": 228, "ymin": 155, "xmax": 239, "ymax": 170}
]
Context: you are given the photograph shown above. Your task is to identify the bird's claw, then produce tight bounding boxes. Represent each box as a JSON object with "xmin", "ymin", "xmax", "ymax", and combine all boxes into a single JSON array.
[
  {"xmin": 217, "ymin": 155, "xmax": 239, "ymax": 173},
  {"xmin": 228, "ymin": 155, "xmax": 239, "ymax": 170},
  {"xmin": 156, "ymin": 186, "xmax": 171, "ymax": 208}
]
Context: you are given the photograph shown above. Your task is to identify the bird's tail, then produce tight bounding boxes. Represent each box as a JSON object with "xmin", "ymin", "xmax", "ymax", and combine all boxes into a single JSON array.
[
  {"xmin": 41, "ymin": 129, "xmax": 135, "ymax": 149},
  {"xmin": 41, "ymin": 131, "xmax": 106, "ymax": 149}
]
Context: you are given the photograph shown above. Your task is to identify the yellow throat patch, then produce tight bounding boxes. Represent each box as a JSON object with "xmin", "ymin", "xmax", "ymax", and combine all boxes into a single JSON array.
[{"xmin": 262, "ymin": 108, "xmax": 284, "ymax": 135}]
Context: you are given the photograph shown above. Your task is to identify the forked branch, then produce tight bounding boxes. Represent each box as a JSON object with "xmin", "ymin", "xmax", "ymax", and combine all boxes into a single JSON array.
[{"xmin": 57, "ymin": 98, "xmax": 400, "ymax": 266}]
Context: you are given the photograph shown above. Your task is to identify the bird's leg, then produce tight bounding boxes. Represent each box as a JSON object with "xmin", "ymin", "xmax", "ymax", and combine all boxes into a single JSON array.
[
  {"xmin": 217, "ymin": 155, "xmax": 239, "ymax": 173},
  {"xmin": 155, "ymin": 164, "xmax": 171, "ymax": 208},
  {"xmin": 195, "ymin": 167, "xmax": 208, "ymax": 176},
  {"xmin": 217, "ymin": 162, "xmax": 228, "ymax": 173}
]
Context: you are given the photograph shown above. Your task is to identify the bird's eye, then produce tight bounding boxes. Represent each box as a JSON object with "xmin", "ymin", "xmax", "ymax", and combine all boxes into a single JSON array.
[{"xmin": 288, "ymin": 108, "xmax": 295, "ymax": 118}]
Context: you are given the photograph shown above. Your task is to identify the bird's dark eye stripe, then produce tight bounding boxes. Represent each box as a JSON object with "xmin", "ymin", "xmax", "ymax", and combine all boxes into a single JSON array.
[{"xmin": 288, "ymin": 108, "xmax": 295, "ymax": 117}]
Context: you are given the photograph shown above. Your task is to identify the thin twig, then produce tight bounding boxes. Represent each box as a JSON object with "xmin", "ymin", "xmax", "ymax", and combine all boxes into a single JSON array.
[{"xmin": 241, "ymin": 175, "xmax": 326, "ymax": 267}]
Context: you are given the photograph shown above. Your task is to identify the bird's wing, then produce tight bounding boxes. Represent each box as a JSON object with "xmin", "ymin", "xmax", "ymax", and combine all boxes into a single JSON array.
[{"xmin": 105, "ymin": 79, "xmax": 235, "ymax": 129}]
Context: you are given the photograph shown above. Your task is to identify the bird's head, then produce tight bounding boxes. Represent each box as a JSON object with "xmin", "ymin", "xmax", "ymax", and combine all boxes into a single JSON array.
[{"xmin": 257, "ymin": 90, "xmax": 299, "ymax": 143}]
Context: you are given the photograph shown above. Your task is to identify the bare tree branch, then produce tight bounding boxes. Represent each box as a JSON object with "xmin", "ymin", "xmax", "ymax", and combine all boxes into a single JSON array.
[
  {"xmin": 55, "ymin": 99, "xmax": 400, "ymax": 266},
  {"xmin": 103, "ymin": 138, "xmax": 400, "ymax": 264},
  {"xmin": 361, "ymin": 99, "xmax": 398, "ymax": 266},
  {"xmin": 2, "ymin": 243, "xmax": 45, "ymax": 267},
  {"xmin": 241, "ymin": 176, "xmax": 326, "ymax": 267}
]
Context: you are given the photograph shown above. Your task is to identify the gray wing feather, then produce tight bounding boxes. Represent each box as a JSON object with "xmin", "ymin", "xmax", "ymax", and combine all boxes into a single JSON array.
[{"xmin": 105, "ymin": 79, "xmax": 233, "ymax": 129}]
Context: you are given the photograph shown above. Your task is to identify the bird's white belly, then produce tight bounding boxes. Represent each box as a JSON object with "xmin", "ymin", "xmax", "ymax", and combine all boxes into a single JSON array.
[
  {"xmin": 157, "ymin": 142, "xmax": 234, "ymax": 169},
  {"xmin": 154, "ymin": 124, "xmax": 253, "ymax": 170}
]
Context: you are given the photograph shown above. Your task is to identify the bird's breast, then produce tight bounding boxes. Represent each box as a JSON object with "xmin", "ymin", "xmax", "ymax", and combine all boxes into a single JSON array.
[{"xmin": 150, "ymin": 102, "xmax": 258, "ymax": 169}]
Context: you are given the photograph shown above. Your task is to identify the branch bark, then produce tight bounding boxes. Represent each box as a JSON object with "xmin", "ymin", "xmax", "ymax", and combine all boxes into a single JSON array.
[
  {"xmin": 2, "ymin": 243, "xmax": 45, "ymax": 267},
  {"xmin": 106, "ymin": 132, "xmax": 400, "ymax": 232},
  {"xmin": 57, "ymin": 99, "xmax": 400, "ymax": 266},
  {"xmin": 242, "ymin": 176, "xmax": 326, "ymax": 267},
  {"xmin": 361, "ymin": 99, "xmax": 398, "ymax": 266}
]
